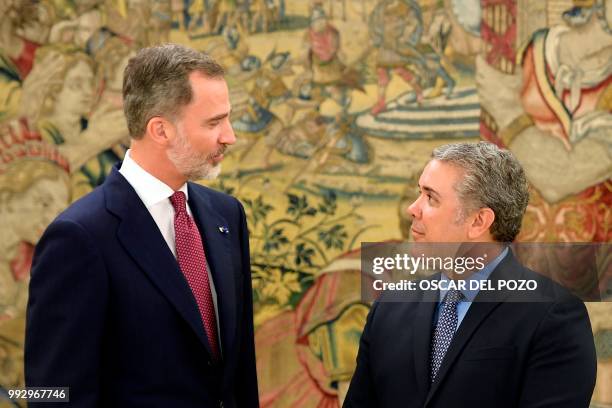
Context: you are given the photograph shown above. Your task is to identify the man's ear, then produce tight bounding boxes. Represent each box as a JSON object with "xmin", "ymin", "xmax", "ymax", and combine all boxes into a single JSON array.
[
  {"xmin": 145, "ymin": 116, "xmax": 174, "ymax": 146},
  {"xmin": 467, "ymin": 207, "xmax": 495, "ymax": 240}
]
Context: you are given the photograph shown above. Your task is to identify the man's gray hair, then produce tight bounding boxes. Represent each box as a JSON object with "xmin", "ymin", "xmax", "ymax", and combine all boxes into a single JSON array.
[
  {"xmin": 432, "ymin": 142, "xmax": 529, "ymax": 242},
  {"xmin": 122, "ymin": 43, "xmax": 225, "ymax": 139}
]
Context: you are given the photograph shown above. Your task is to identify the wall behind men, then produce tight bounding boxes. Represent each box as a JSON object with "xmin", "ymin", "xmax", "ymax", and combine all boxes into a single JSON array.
[{"xmin": 0, "ymin": 0, "xmax": 610, "ymax": 406}]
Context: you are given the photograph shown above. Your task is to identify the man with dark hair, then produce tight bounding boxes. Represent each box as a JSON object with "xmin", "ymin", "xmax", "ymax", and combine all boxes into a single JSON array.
[
  {"xmin": 344, "ymin": 142, "xmax": 597, "ymax": 407},
  {"xmin": 25, "ymin": 44, "xmax": 259, "ymax": 407}
]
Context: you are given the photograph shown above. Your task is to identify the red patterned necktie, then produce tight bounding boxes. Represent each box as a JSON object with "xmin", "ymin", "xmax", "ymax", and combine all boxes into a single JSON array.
[{"xmin": 170, "ymin": 191, "xmax": 220, "ymax": 360}]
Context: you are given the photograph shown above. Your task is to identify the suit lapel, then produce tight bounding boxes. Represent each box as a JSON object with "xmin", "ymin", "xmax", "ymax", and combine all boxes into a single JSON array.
[
  {"xmin": 424, "ymin": 252, "xmax": 518, "ymax": 406},
  {"xmin": 188, "ymin": 183, "xmax": 239, "ymax": 364},
  {"xmin": 412, "ymin": 281, "xmax": 437, "ymax": 398},
  {"xmin": 103, "ymin": 169, "xmax": 214, "ymax": 356},
  {"xmin": 424, "ymin": 300, "xmax": 503, "ymax": 406}
]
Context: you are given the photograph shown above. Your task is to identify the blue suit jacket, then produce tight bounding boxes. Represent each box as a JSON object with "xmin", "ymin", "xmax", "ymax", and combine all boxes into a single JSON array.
[
  {"xmin": 25, "ymin": 167, "xmax": 259, "ymax": 408},
  {"xmin": 344, "ymin": 251, "xmax": 597, "ymax": 408}
]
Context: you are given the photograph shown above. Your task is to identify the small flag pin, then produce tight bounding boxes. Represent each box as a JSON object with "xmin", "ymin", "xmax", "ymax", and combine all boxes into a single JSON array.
[{"xmin": 218, "ymin": 226, "xmax": 229, "ymax": 234}]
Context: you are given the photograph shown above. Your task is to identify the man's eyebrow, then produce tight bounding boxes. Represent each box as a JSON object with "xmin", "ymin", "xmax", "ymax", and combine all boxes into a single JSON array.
[
  {"xmin": 421, "ymin": 185, "xmax": 441, "ymax": 198},
  {"xmin": 204, "ymin": 110, "xmax": 232, "ymax": 123}
]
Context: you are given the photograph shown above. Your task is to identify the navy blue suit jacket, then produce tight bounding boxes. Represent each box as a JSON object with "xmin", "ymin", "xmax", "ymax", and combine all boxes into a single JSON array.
[
  {"xmin": 25, "ymin": 167, "xmax": 259, "ymax": 407},
  {"xmin": 344, "ymin": 252, "xmax": 597, "ymax": 408}
]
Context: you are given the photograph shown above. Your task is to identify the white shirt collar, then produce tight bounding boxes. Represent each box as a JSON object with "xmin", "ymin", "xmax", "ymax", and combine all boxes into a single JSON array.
[{"xmin": 119, "ymin": 149, "xmax": 188, "ymax": 208}]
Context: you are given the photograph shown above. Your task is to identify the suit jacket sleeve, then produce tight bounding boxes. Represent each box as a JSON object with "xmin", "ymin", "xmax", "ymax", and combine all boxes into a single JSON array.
[
  {"xmin": 343, "ymin": 300, "xmax": 381, "ymax": 407},
  {"xmin": 25, "ymin": 219, "xmax": 108, "ymax": 408},
  {"xmin": 518, "ymin": 296, "xmax": 597, "ymax": 408},
  {"xmin": 234, "ymin": 200, "xmax": 260, "ymax": 407}
]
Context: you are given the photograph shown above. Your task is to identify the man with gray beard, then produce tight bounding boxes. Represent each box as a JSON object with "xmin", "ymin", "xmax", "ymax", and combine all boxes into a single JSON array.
[{"xmin": 25, "ymin": 44, "xmax": 259, "ymax": 407}]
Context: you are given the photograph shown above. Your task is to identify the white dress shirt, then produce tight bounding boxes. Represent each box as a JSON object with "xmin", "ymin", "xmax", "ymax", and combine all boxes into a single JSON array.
[{"xmin": 119, "ymin": 150, "xmax": 221, "ymax": 344}]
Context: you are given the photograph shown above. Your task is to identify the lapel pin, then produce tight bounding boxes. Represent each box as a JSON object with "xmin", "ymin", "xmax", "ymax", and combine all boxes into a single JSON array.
[{"xmin": 218, "ymin": 226, "xmax": 229, "ymax": 234}]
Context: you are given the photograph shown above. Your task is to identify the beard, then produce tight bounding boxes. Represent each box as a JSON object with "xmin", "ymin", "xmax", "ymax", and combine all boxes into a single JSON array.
[{"xmin": 166, "ymin": 132, "xmax": 226, "ymax": 181}]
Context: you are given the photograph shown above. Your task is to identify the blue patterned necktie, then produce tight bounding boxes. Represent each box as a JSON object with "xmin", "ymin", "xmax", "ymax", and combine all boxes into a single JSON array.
[{"xmin": 430, "ymin": 289, "xmax": 464, "ymax": 382}]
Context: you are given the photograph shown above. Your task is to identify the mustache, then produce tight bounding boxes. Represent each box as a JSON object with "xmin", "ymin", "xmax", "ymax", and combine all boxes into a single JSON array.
[{"xmin": 210, "ymin": 145, "xmax": 228, "ymax": 158}]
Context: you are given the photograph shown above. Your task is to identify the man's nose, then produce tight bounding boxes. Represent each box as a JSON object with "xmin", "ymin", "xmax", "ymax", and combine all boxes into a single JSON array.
[
  {"xmin": 407, "ymin": 197, "xmax": 421, "ymax": 219},
  {"xmin": 221, "ymin": 119, "xmax": 236, "ymax": 145}
]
